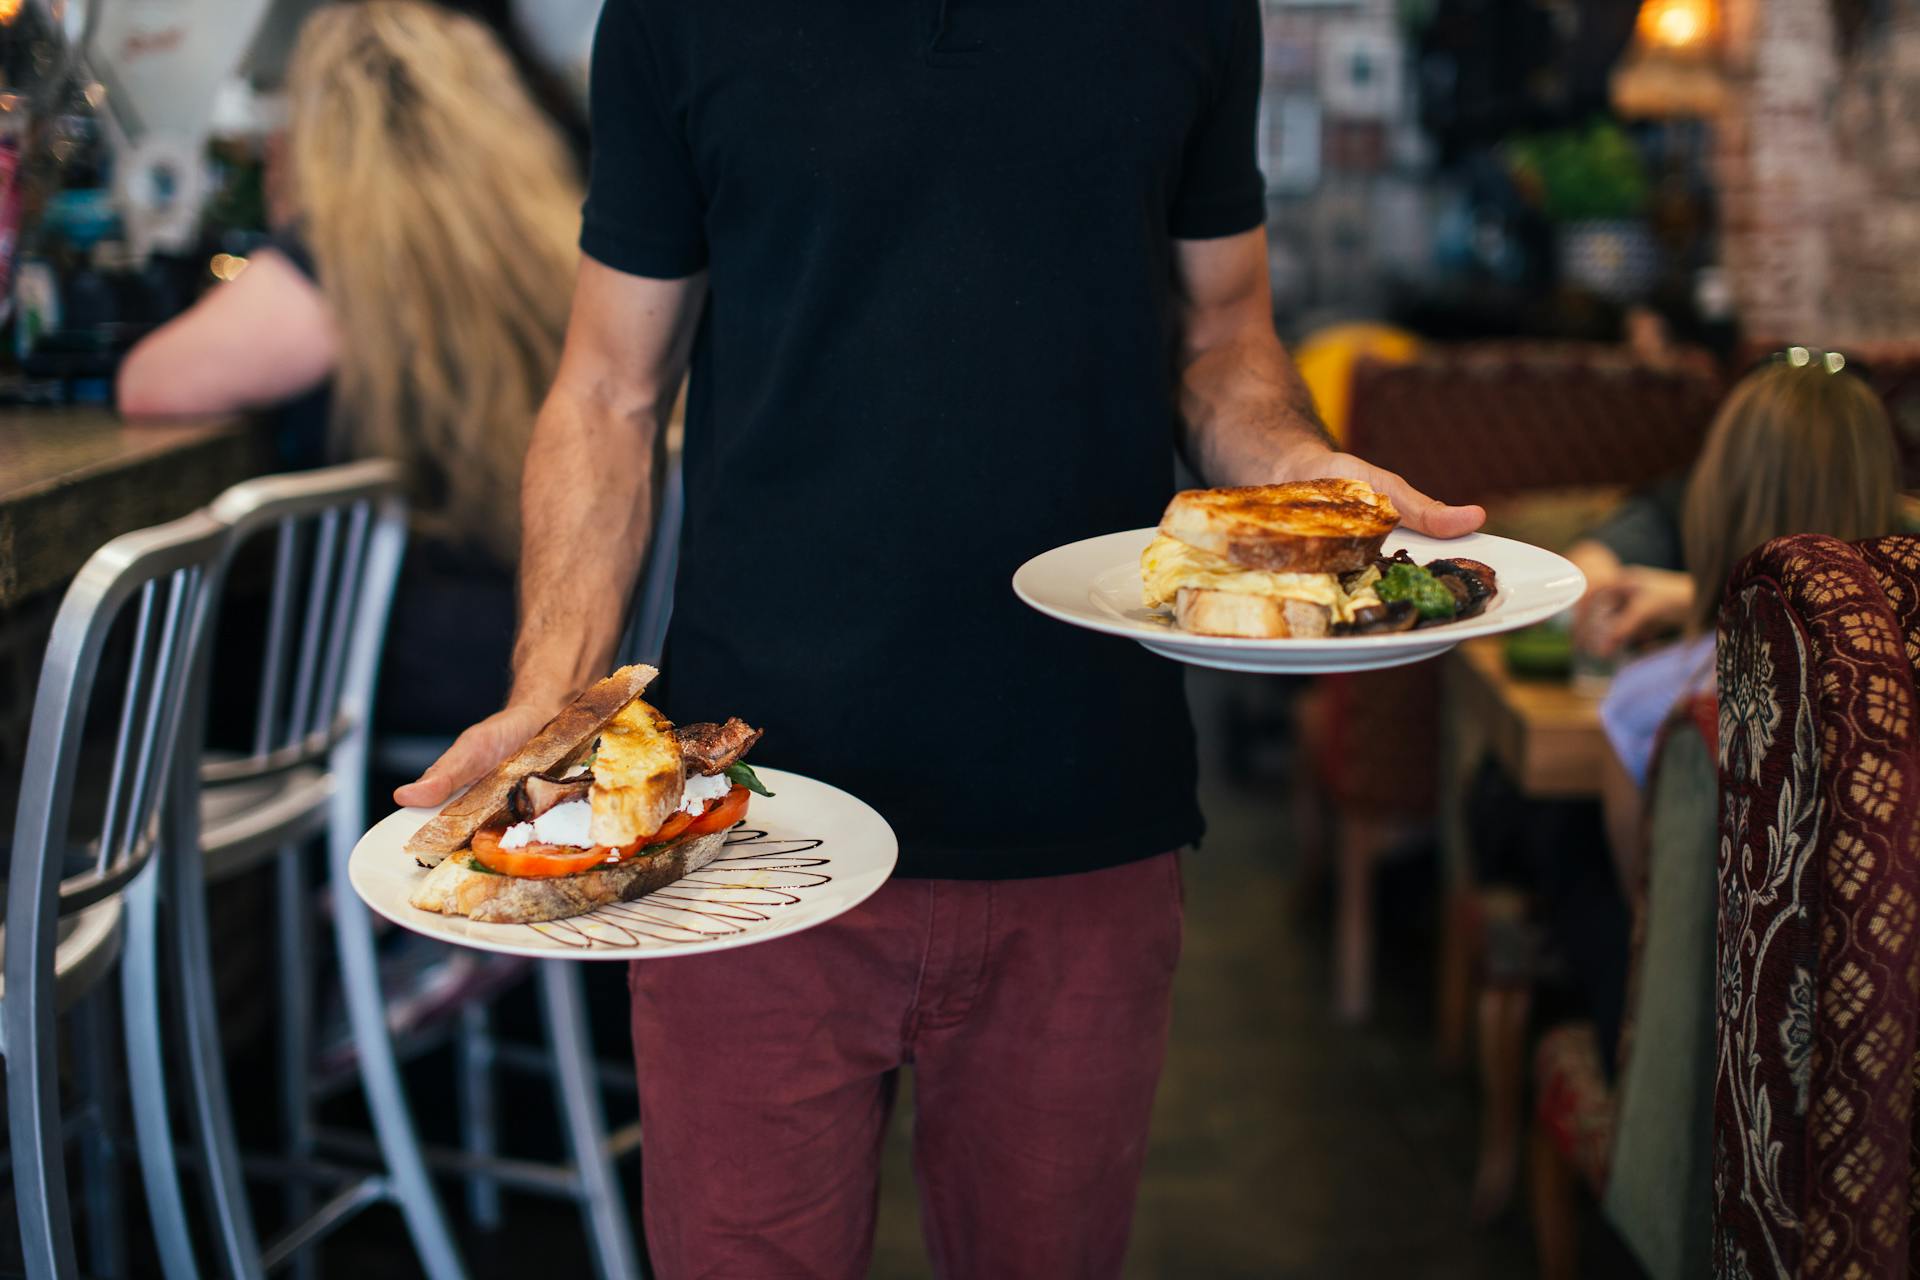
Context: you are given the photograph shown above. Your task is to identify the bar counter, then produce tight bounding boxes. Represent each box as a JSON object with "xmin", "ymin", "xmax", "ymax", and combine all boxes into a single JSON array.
[
  {"xmin": 0, "ymin": 409, "xmax": 257, "ymax": 607},
  {"xmin": 1, "ymin": 409, "xmax": 261, "ymax": 829}
]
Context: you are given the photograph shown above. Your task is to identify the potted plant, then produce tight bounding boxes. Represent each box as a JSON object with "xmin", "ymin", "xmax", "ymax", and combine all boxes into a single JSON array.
[{"xmin": 1506, "ymin": 121, "xmax": 1655, "ymax": 301}]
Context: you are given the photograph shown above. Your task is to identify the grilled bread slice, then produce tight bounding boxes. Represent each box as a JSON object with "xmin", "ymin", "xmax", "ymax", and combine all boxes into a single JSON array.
[
  {"xmin": 409, "ymin": 830, "xmax": 729, "ymax": 924},
  {"xmin": 404, "ymin": 665, "xmax": 659, "ymax": 864},
  {"xmin": 589, "ymin": 698, "xmax": 685, "ymax": 848},
  {"xmin": 1159, "ymin": 479, "xmax": 1398, "ymax": 574},
  {"xmin": 1175, "ymin": 588, "xmax": 1331, "ymax": 639}
]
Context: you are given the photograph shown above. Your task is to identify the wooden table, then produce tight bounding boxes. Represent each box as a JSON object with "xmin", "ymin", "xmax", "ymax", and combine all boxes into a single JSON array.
[
  {"xmin": 1436, "ymin": 636, "xmax": 1612, "ymax": 1202},
  {"xmin": 1443, "ymin": 636, "xmax": 1608, "ymax": 800},
  {"xmin": 0, "ymin": 409, "xmax": 255, "ymax": 607}
]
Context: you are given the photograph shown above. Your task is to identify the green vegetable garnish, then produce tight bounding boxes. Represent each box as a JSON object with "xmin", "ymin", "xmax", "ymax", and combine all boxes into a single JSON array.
[
  {"xmin": 1375, "ymin": 562, "xmax": 1459, "ymax": 620},
  {"xmin": 466, "ymin": 857, "xmax": 505, "ymax": 875},
  {"xmin": 724, "ymin": 761, "xmax": 774, "ymax": 797}
]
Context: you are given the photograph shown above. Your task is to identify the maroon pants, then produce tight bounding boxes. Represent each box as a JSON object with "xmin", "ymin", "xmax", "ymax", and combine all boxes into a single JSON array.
[{"xmin": 628, "ymin": 852, "xmax": 1183, "ymax": 1280}]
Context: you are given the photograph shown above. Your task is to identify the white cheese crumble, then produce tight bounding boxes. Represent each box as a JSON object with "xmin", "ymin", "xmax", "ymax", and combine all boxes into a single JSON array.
[
  {"xmin": 499, "ymin": 798, "xmax": 595, "ymax": 850},
  {"xmin": 678, "ymin": 770, "xmax": 732, "ymax": 815}
]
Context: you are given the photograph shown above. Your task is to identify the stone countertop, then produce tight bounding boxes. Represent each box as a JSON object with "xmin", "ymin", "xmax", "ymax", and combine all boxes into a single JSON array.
[{"xmin": 0, "ymin": 409, "xmax": 260, "ymax": 608}]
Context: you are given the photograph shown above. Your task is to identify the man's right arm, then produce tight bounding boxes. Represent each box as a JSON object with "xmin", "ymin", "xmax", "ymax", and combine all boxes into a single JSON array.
[{"xmin": 394, "ymin": 257, "xmax": 706, "ymax": 808}]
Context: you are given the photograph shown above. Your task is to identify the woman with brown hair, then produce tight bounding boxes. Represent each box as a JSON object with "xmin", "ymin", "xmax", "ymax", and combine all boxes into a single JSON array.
[
  {"xmin": 118, "ymin": 0, "xmax": 583, "ymax": 734},
  {"xmin": 1599, "ymin": 353, "xmax": 1901, "ymax": 807},
  {"xmin": 1538, "ymin": 351, "xmax": 1902, "ymax": 1082}
]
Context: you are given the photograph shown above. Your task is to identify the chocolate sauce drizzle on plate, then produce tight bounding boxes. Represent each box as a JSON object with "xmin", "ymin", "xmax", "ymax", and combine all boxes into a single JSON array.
[{"xmin": 524, "ymin": 826, "xmax": 830, "ymax": 951}]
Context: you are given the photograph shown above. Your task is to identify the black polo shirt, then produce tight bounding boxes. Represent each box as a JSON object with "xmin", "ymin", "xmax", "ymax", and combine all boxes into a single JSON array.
[{"xmin": 583, "ymin": 0, "xmax": 1266, "ymax": 879}]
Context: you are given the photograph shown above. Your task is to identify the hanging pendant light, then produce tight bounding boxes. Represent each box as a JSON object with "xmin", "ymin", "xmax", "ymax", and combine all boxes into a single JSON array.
[{"xmin": 1611, "ymin": 0, "xmax": 1729, "ymax": 118}]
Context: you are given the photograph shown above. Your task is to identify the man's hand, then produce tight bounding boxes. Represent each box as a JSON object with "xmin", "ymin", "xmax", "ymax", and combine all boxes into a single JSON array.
[
  {"xmin": 1276, "ymin": 440, "xmax": 1485, "ymax": 539},
  {"xmin": 392, "ymin": 702, "xmax": 560, "ymax": 809},
  {"xmin": 1172, "ymin": 228, "xmax": 1482, "ymax": 539}
]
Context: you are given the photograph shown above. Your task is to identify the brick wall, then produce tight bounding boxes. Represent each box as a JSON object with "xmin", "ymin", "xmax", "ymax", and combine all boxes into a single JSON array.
[{"xmin": 1716, "ymin": 0, "xmax": 1920, "ymax": 343}]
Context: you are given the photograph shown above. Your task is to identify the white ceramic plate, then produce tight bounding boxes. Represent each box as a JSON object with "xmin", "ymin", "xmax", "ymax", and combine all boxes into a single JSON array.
[
  {"xmin": 348, "ymin": 768, "xmax": 898, "ymax": 961},
  {"xmin": 1012, "ymin": 528, "xmax": 1586, "ymax": 674}
]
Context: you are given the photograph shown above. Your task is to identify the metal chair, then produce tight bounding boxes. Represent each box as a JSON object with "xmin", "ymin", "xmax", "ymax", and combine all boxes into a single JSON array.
[
  {"xmin": 152, "ymin": 458, "xmax": 468, "ymax": 1279},
  {"xmin": 346, "ymin": 441, "xmax": 685, "ymax": 1280},
  {"xmin": 4, "ymin": 509, "xmax": 231, "ymax": 1280},
  {"xmin": 197, "ymin": 451, "xmax": 675, "ymax": 1280}
]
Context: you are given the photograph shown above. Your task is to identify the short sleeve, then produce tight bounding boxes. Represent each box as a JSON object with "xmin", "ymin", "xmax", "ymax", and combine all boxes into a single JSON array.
[
  {"xmin": 580, "ymin": 0, "xmax": 708, "ymax": 278},
  {"xmin": 1582, "ymin": 474, "xmax": 1688, "ymax": 571},
  {"xmin": 267, "ymin": 229, "xmax": 318, "ymax": 281},
  {"xmin": 1169, "ymin": 0, "xmax": 1268, "ymax": 241}
]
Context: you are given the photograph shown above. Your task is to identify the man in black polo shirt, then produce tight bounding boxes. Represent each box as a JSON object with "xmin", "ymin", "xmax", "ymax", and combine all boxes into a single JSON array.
[{"xmin": 399, "ymin": 0, "xmax": 1481, "ymax": 1273}]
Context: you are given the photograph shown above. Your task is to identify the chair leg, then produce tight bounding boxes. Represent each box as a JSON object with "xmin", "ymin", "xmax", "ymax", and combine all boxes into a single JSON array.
[
  {"xmin": 5, "ymin": 811, "xmax": 83, "ymax": 1280},
  {"xmin": 327, "ymin": 758, "xmax": 467, "ymax": 1280},
  {"xmin": 1333, "ymin": 817, "xmax": 1386, "ymax": 1023},
  {"xmin": 1529, "ymin": 1118, "xmax": 1581, "ymax": 1280},
  {"xmin": 457, "ymin": 1001, "xmax": 503, "ymax": 1228},
  {"xmin": 276, "ymin": 843, "xmax": 318, "ymax": 1280},
  {"xmin": 123, "ymin": 857, "xmax": 204, "ymax": 1280},
  {"xmin": 1435, "ymin": 888, "xmax": 1480, "ymax": 1070},
  {"xmin": 538, "ymin": 961, "xmax": 644, "ymax": 1280},
  {"xmin": 1471, "ymin": 983, "xmax": 1532, "ymax": 1222},
  {"xmin": 78, "ymin": 990, "xmax": 127, "ymax": 1279},
  {"xmin": 167, "ymin": 790, "xmax": 269, "ymax": 1279}
]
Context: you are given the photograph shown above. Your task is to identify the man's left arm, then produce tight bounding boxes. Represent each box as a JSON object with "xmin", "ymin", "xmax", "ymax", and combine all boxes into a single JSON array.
[{"xmin": 1172, "ymin": 226, "xmax": 1484, "ymax": 539}]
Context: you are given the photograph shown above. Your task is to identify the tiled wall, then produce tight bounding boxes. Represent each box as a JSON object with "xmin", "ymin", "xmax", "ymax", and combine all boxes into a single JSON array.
[{"xmin": 1716, "ymin": 0, "xmax": 1920, "ymax": 342}]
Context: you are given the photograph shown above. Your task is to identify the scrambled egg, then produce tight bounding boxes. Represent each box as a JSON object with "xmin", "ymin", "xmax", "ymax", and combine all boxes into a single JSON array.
[{"xmin": 1141, "ymin": 534, "xmax": 1382, "ymax": 624}]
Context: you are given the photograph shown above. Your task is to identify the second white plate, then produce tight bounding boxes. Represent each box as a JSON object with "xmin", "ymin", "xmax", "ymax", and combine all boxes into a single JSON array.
[
  {"xmin": 348, "ymin": 768, "xmax": 898, "ymax": 960},
  {"xmin": 1012, "ymin": 527, "xmax": 1585, "ymax": 674}
]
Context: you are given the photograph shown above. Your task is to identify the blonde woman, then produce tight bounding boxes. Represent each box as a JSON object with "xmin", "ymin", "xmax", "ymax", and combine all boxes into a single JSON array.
[{"xmin": 120, "ymin": 0, "xmax": 581, "ymax": 733}]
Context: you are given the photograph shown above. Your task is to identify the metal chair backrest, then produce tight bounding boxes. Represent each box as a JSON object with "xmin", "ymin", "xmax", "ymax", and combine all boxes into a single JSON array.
[
  {"xmin": 203, "ymin": 459, "xmax": 407, "ymax": 788},
  {"xmin": 6, "ymin": 509, "xmax": 230, "ymax": 922},
  {"xmin": 617, "ymin": 438, "xmax": 683, "ymax": 667},
  {"xmin": 4, "ymin": 507, "xmax": 230, "ymax": 1277}
]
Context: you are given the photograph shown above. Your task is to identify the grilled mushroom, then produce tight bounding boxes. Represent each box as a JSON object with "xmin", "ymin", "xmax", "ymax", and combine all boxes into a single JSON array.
[
  {"xmin": 1427, "ymin": 557, "xmax": 1498, "ymax": 619},
  {"xmin": 1338, "ymin": 599, "xmax": 1419, "ymax": 634}
]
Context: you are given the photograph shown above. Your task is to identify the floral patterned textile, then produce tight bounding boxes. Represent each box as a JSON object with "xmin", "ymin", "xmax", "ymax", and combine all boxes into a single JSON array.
[{"xmin": 1713, "ymin": 535, "xmax": 1920, "ymax": 1279}]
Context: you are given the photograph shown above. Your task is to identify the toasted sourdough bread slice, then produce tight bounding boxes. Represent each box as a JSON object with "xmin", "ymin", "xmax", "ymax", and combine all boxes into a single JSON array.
[
  {"xmin": 403, "ymin": 665, "xmax": 658, "ymax": 864},
  {"xmin": 409, "ymin": 830, "xmax": 729, "ymax": 924},
  {"xmin": 1159, "ymin": 479, "xmax": 1398, "ymax": 574},
  {"xmin": 590, "ymin": 698, "xmax": 684, "ymax": 847},
  {"xmin": 1175, "ymin": 588, "xmax": 1331, "ymax": 639}
]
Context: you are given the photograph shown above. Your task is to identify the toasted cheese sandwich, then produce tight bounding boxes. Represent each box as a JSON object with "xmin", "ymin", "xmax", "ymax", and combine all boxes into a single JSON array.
[
  {"xmin": 403, "ymin": 666, "xmax": 769, "ymax": 924},
  {"xmin": 1141, "ymin": 479, "xmax": 1398, "ymax": 638}
]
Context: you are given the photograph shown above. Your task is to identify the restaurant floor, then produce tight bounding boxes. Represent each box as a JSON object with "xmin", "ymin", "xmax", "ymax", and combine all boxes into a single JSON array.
[{"xmin": 269, "ymin": 672, "xmax": 1641, "ymax": 1277}]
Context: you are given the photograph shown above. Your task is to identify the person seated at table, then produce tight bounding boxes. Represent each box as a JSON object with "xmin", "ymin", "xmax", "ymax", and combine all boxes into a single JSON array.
[
  {"xmin": 1597, "ymin": 353, "xmax": 1901, "ymax": 881},
  {"xmin": 116, "ymin": 0, "xmax": 582, "ymax": 743},
  {"xmin": 1472, "ymin": 352, "xmax": 1899, "ymax": 1093}
]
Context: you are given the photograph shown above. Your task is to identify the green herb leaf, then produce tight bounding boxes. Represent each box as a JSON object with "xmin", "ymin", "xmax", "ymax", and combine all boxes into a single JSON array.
[
  {"xmin": 1374, "ymin": 562, "xmax": 1459, "ymax": 620},
  {"xmin": 724, "ymin": 760, "xmax": 774, "ymax": 797},
  {"xmin": 466, "ymin": 857, "xmax": 504, "ymax": 876}
]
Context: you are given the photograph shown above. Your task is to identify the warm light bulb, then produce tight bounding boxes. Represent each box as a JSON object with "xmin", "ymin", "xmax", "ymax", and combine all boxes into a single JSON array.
[
  {"xmin": 1655, "ymin": 5, "xmax": 1702, "ymax": 43},
  {"xmin": 1638, "ymin": 0, "xmax": 1714, "ymax": 48},
  {"xmin": 0, "ymin": 0, "xmax": 23, "ymax": 24},
  {"xmin": 209, "ymin": 254, "xmax": 250, "ymax": 282}
]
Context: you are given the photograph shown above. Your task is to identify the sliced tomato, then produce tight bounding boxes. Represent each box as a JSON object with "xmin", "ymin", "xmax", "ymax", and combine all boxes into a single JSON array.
[
  {"xmin": 468, "ymin": 784, "xmax": 753, "ymax": 878},
  {"xmin": 470, "ymin": 827, "xmax": 626, "ymax": 878},
  {"xmin": 686, "ymin": 784, "xmax": 750, "ymax": 836},
  {"xmin": 649, "ymin": 809, "xmax": 697, "ymax": 845}
]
